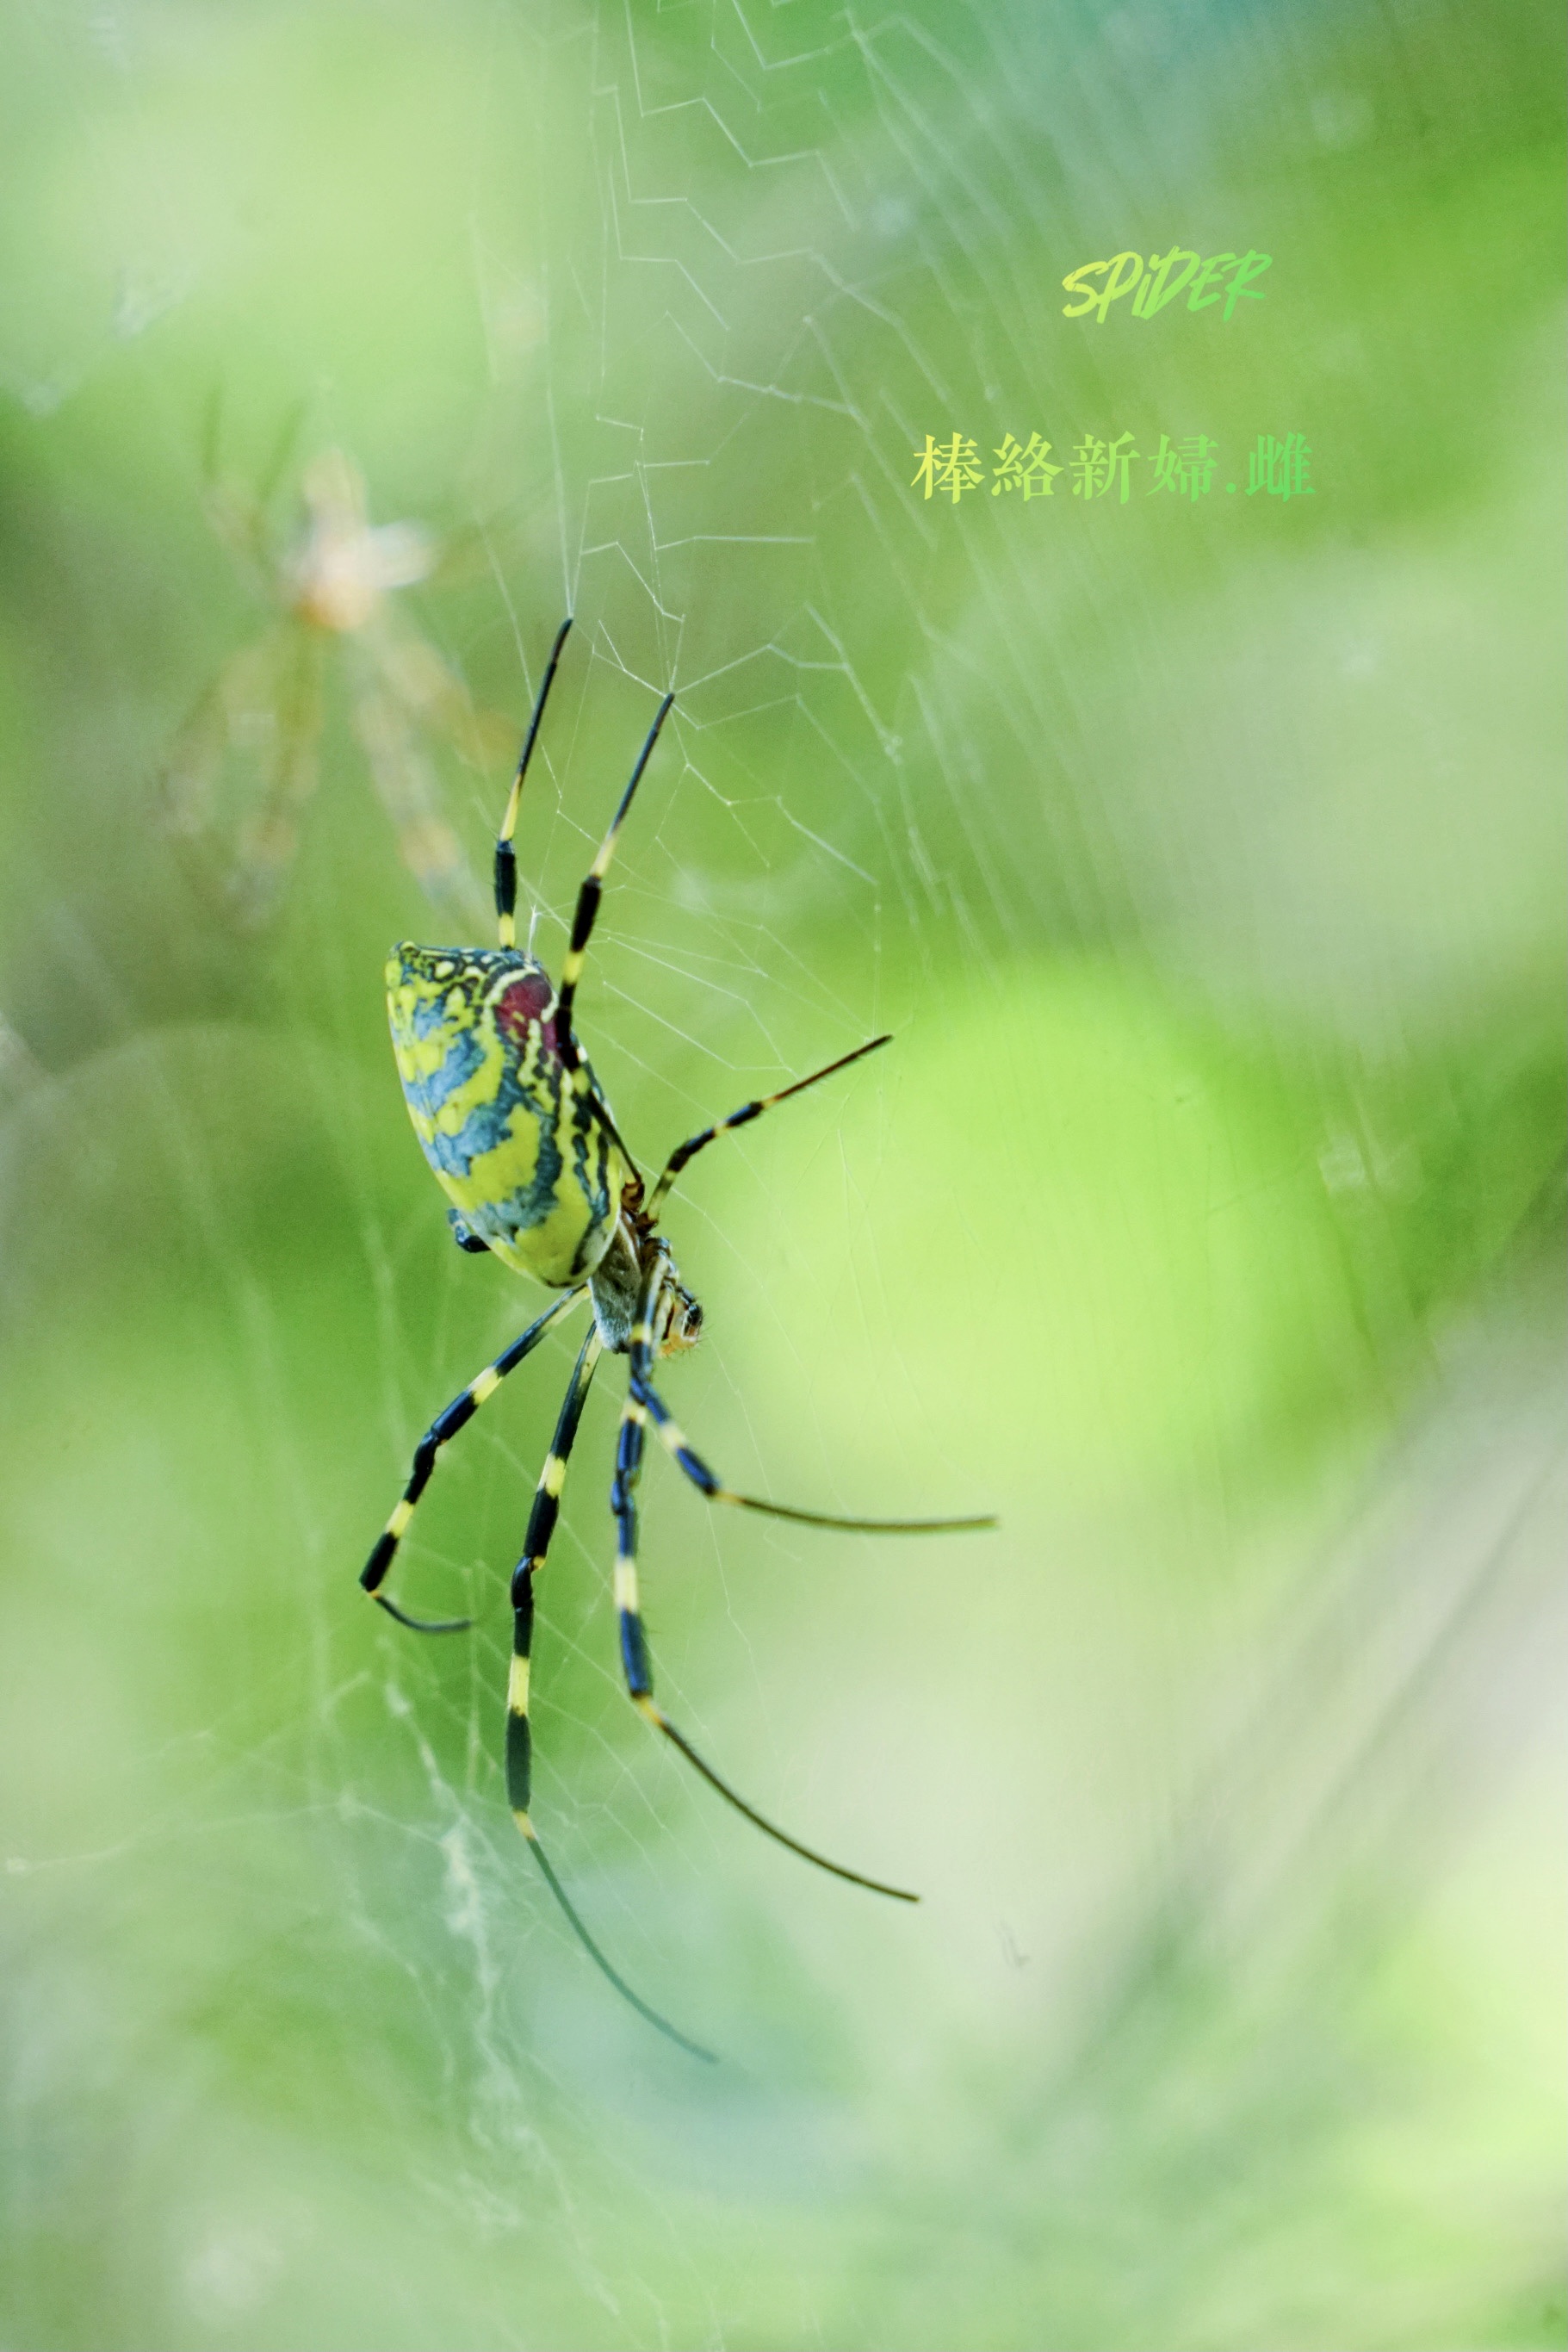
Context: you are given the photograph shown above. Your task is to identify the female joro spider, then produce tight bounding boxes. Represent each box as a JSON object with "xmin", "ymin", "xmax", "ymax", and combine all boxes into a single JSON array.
[{"xmin": 362, "ymin": 618, "xmax": 994, "ymax": 2057}]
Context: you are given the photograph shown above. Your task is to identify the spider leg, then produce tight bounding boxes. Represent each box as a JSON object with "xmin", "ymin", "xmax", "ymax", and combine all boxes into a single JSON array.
[
  {"xmin": 553, "ymin": 688, "xmax": 673, "ymax": 1046},
  {"xmin": 607, "ymin": 1275, "xmax": 920, "ymax": 1903},
  {"xmin": 549, "ymin": 689, "xmax": 676, "ymax": 1188},
  {"xmin": 349, "ymin": 660, "xmax": 473, "ymax": 908},
  {"xmin": 629, "ymin": 1370, "xmax": 997, "ymax": 1536},
  {"xmin": 159, "ymin": 625, "xmax": 295, "ymax": 915},
  {"xmin": 504, "ymin": 1324, "xmax": 603, "ymax": 1825},
  {"xmin": 159, "ymin": 642, "xmax": 257, "ymax": 841},
  {"xmin": 360, "ymin": 1288, "xmax": 585, "ymax": 1630},
  {"xmin": 369, "ymin": 602, "xmax": 515, "ymax": 776},
  {"xmin": 518, "ymin": 1831, "xmax": 716, "ymax": 2063},
  {"xmin": 495, "ymin": 615, "xmax": 573, "ymax": 950},
  {"xmin": 230, "ymin": 622, "xmax": 326, "ymax": 928},
  {"xmin": 488, "ymin": 620, "xmax": 652, "ymax": 1186},
  {"xmin": 253, "ymin": 398, "xmax": 311, "ymax": 517},
  {"xmin": 649, "ymin": 1033, "xmax": 893, "ymax": 1215},
  {"xmin": 198, "ymin": 388, "xmax": 305, "ymax": 592},
  {"xmin": 504, "ymin": 1324, "xmax": 716, "ymax": 2063}
]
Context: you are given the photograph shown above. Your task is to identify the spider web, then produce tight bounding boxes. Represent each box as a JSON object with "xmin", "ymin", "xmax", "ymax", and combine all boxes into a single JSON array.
[{"xmin": 0, "ymin": 3, "xmax": 1564, "ymax": 2349}]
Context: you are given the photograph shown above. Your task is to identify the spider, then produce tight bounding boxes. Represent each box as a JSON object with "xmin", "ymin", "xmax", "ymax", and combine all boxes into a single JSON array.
[
  {"xmin": 161, "ymin": 436, "xmax": 509, "ymax": 928},
  {"xmin": 361, "ymin": 618, "xmax": 995, "ymax": 2057}
]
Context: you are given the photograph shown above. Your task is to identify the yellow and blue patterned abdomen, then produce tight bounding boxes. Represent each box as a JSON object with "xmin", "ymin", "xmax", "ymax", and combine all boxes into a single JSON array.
[{"xmin": 387, "ymin": 942, "xmax": 627, "ymax": 1288}]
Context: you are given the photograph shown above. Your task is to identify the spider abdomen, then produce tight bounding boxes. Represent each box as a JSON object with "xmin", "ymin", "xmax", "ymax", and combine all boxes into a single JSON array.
[{"xmin": 387, "ymin": 942, "xmax": 627, "ymax": 1286}]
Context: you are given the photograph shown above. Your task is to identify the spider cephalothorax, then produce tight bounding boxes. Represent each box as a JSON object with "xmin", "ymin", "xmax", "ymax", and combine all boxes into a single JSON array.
[
  {"xmin": 651, "ymin": 1267, "xmax": 703, "ymax": 1355},
  {"xmin": 360, "ymin": 616, "xmax": 994, "ymax": 2058},
  {"xmin": 569, "ymin": 1213, "xmax": 697, "ymax": 1359}
]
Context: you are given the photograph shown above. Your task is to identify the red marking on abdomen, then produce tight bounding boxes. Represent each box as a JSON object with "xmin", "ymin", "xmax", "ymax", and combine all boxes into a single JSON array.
[{"xmin": 495, "ymin": 971, "xmax": 559, "ymax": 1056}]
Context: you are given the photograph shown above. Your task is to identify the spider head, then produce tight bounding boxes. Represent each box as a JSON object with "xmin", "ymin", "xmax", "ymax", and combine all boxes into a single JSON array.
[{"xmin": 657, "ymin": 1277, "xmax": 703, "ymax": 1357}]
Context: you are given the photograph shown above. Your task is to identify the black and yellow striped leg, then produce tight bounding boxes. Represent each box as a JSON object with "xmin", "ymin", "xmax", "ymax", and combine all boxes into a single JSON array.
[
  {"xmin": 504, "ymin": 1325, "xmax": 715, "ymax": 2063},
  {"xmin": 648, "ymin": 1033, "xmax": 894, "ymax": 1215},
  {"xmin": 505, "ymin": 1325, "xmax": 604, "ymax": 1826},
  {"xmin": 360, "ymin": 1288, "xmax": 585, "ymax": 1631},
  {"xmin": 629, "ymin": 1370, "xmax": 1000, "ymax": 1538},
  {"xmin": 610, "ymin": 1388, "xmax": 656, "ymax": 1703},
  {"xmin": 550, "ymin": 690, "xmax": 676, "ymax": 1186},
  {"xmin": 494, "ymin": 615, "xmax": 572, "ymax": 951},
  {"xmin": 515, "ymin": 1828, "xmax": 716, "ymax": 2063},
  {"xmin": 609, "ymin": 1288, "xmax": 921, "ymax": 1902}
]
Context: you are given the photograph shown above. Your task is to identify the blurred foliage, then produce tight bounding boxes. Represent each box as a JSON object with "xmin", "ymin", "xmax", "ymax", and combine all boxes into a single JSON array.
[{"xmin": 0, "ymin": 1, "xmax": 1563, "ymax": 2349}]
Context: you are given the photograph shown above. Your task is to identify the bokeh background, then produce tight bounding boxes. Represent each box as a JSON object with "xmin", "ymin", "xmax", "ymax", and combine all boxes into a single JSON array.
[{"xmin": 1, "ymin": 3, "xmax": 1563, "ymax": 2348}]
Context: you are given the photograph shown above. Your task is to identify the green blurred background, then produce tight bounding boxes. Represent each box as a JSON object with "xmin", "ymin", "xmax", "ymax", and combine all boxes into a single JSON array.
[{"xmin": 1, "ymin": 3, "xmax": 1563, "ymax": 2346}]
